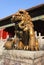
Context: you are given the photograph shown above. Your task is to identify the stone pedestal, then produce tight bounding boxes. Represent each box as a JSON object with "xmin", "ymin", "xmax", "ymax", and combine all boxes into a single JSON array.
[{"xmin": 0, "ymin": 50, "xmax": 44, "ymax": 65}]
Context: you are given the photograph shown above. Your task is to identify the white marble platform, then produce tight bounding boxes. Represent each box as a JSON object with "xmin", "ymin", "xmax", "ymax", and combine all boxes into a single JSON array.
[{"xmin": 0, "ymin": 50, "xmax": 44, "ymax": 65}]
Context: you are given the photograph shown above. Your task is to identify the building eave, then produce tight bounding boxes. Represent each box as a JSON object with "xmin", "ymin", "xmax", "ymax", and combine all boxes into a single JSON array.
[{"xmin": 0, "ymin": 4, "xmax": 44, "ymax": 21}]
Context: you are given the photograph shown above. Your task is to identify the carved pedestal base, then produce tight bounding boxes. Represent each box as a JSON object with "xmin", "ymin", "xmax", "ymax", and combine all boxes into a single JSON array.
[{"xmin": 0, "ymin": 50, "xmax": 44, "ymax": 65}]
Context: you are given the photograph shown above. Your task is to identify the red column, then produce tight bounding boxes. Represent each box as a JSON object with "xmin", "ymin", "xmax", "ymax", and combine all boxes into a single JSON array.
[
  {"xmin": 0, "ymin": 29, "xmax": 3, "ymax": 39},
  {"xmin": 0, "ymin": 29, "xmax": 9, "ymax": 39}
]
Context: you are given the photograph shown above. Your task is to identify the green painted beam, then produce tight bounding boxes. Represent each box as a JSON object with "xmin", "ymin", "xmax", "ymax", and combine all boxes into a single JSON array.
[
  {"xmin": 0, "ymin": 23, "xmax": 15, "ymax": 29},
  {"xmin": 32, "ymin": 15, "xmax": 44, "ymax": 21}
]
